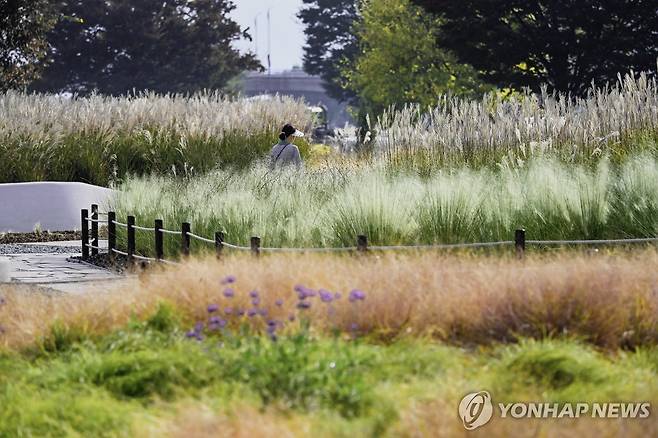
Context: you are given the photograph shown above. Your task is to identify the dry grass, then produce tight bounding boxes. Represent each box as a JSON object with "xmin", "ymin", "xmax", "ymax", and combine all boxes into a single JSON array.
[
  {"xmin": 392, "ymin": 398, "xmax": 658, "ymax": 438},
  {"xmin": 2, "ymin": 249, "xmax": 657, "ymax": 351},
  {"xmin": 135, "ymin": 402, "xmax": 304, "ymax": 438},
  {"xmin": 135, "ymin": 397, "xmax": 658, "ymax": 438}
]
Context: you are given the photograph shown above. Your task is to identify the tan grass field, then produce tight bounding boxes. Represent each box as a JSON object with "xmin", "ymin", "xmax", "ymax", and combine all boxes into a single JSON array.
[{"xmin": 2, "ymin": 249, "xmax": 657, "ymax": 351}]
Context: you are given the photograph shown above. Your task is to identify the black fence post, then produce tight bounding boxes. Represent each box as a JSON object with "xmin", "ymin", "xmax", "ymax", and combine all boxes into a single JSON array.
[
  {"xmin": 81, "ymin": 209, "xmax": 89, "ymax": 260},
  {"xmin": 90, "ymin": 204, "xmax": 99, "ymax": 256},
  {"xmin": 182, "ymin": 222, "xmax": 191, "ymax": 257},
  {"xmin": 515, "ymin": 229, "xmax": 526, "ymax": 259},
  {"xmin": 215, "ymin": 231, "xmax": 224, "ymax": 259},
  {"xmin": 357, "ymin": 235, "xmax": 368, "ymax": 253},
  {"xmin": 127, "ymin": 215, "xmax": 136, "ymax": 264},
  {"xmin": 155, "ymin": 219, "xmax": 164, "ymax": 261},
  {"xmin": 108, "ymin": 212, "xmax": 116, "ymax": 263},
  {"xmin": 251, "ymin": 236, "xmax": 261, "ymax": 256}
]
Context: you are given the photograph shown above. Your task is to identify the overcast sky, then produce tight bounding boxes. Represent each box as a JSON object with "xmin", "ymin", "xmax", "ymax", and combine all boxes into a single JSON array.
[{"xmin": 231, "ymin": 0, "xmax": 306, "ymax": 73}]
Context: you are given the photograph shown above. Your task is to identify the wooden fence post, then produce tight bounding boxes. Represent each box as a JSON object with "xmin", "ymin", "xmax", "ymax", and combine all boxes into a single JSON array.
[
  {"xmin": 81, "ymin": 209, "xmax": 89, "ymax": 260},
  {"xmin": 251, "ymin": 236, "xmax": 261, "ymax": 256},
  {"xmin": 215, "ymin": 231, "xmax": 224, "ymax": 259},
  {"xmin": 357, "ymin": 235, "xmax": 368, "ymax": 253},
  {"xmin": 127, "ymin": 215, "xmax": 136, "ymax": 264},
  {"xmin": 182, "ymin": 222, "xmax": 191, "ymax": 257},
  {"xmin": 155, "ymin": 219, "xmax": 164, "ymax": 261},
  {"xmin": 515, "ymin": 229, "xmax": 526, "ymax": 259},
  {"xmin": 90, "ymin": 204, "xmax": 99, "ymax": 256},
  {"xmin": 108, "ymin": 212, "xmax": 116, "ymax": 262}
]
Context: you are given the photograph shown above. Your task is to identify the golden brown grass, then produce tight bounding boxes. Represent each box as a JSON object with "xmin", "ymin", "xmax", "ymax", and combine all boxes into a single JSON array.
[
  {"xmin": 134, "ymin": 397, "xmax": 658, "ymax": 438},
  {"xmin": 2, "ymin": 249, "xmax": 657, "ymax": 351}
]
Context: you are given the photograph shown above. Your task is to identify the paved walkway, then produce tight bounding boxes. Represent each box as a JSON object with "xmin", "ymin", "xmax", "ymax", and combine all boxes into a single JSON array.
[{"xmin": 1, "ymin": 240, "xmax": 134, "ymax": 293}]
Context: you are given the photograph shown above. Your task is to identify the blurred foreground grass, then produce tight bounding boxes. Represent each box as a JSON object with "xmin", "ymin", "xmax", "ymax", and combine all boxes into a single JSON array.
[{"xmin": 0, "ymin": 306, "xmax": 656, "ymax": 437}]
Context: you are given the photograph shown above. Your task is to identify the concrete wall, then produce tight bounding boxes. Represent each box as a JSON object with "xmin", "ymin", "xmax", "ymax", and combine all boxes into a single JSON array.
[{"xmin": 0, "ymin": 182, "xmax": 114, "ymax": 233}]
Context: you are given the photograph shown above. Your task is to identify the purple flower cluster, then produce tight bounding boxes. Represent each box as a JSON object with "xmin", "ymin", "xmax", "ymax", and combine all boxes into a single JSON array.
[
  {"xmin": 349, "ymin": 289, "xmax": 366, "ymax": 302},
  {"xmin": 186, "ymin": 276, "xmax": 367, "ymax": 342}
]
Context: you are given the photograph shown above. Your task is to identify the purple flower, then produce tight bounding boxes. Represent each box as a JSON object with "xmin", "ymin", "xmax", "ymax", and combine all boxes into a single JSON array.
[
  {"xmin": 349, "ymin": 289, "xmax": 366, "ymax": 302},
  {"xmin": 221, "ymin": 275, "xmax": 236, "ymax": 285},
  {"xmin": 247, "ymin": 309, "xmax": 258, "ymax": 317},
  {"xmin": 207, "ymin": 304, "xmax": 219, "ymax": 313},
  {"xmin": 224, "ymin": 307, "xmax": 233, "ymax": 315},
  {"xmin": 288, "ymin": 314, "xmax": 296, "ymax": 322},
  {"xmin": 275, "ymin": 299, "xmax": 284, "ymax": 307},
  {"xmin": 350, "ymin": 322, "xmax": 359, "ymax": 331},
  {"xmin": 185, "ymin": 330, "xmax": 197, "ymax": 338},
  {"xmin": 194, "ymin": 322, "xmax": 204, "ymax": 333},
  {"xmin": 223, "ymin": 288, "xmax": 235, "ymax": 298},
  {"xmin": 249, "ymin": 290, "xmax": 259, "ymax": 298},
  {"xmin": 251, "ymin": 297, "xmax": 260, "ymax": 306},
  {"xmin": 259, "ymin": 308, "xmax": 268, "ymax": 316},
  {"xmin": 267, "ymin": 319, "xmax": 277, "ymax": 327},
  {"xmin": 334, "ymin": 292, "xmax": 341, "ymax": 300},
  {"xmin": 236, "ymin": 308, "xmax": 245, "ymax": 316},
  {"xmin": 267, "ymin": 324, "xmax": 277, "ymax": 334},
  {"xmin": 297, "ymin": 301, "xmax": 311, "ymax": 310},
  {"xmin": 208, "ymin": 316, "xmax": 227, "ymax": 330},
  {"xmin": 319, "ymin": 289, "xmax": 333, "ymax": 303},
  {"xmin": 295, "ymin": 285, "xmax": 317, "ymax": 300}
]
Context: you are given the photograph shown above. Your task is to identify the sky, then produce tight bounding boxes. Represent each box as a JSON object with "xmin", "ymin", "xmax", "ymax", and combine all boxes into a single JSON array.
[{"xmin": 230, "ymin": 0, "xmax": 306, "ymax": 73}]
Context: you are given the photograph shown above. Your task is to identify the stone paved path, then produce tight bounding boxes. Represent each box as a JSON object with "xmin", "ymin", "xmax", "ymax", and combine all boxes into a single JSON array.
[{"xmin": 1, "ymin": 240, "xmax": 134, "ymax": 293}]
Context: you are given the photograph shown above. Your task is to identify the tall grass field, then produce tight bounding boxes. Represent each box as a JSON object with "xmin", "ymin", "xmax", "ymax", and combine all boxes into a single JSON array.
[
  {"xmin": 1, "ymin": 68, "xmax": 657, "ymax": 185},
  {"xmin": 0, "ymin": 92, "xmax": 312, "ymax": 185},
  {"xmin": 112, "ymin": 155, "xmax": 658, "ymax": 256}
]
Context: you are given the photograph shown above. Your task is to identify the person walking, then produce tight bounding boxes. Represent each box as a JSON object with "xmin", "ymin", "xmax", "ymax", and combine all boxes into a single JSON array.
[{"xmin": 269, "ymin": 124, "xmax": 304, "ymax": 169}]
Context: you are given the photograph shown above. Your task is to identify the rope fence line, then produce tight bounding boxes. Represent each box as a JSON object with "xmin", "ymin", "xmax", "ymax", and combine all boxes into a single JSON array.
[
  {"xmin": 369, "ymin": 241, "xmax": 515, "ymax": 251},
  {"xmin": 132, "ymin": 224, "xmax": 155, "ymax": 232},
  {"xmin": 527, "ymin": 237, "xmax": 658, "ymax": 245},
  {"xmin": 186, "ymin": 231, "xmax": 216, "ymax": 245},
  {"xmin": 260, "ymin": 246, "xmax": 356, "ymax": 253},
  {"xmin": 111, "ymin": 220, "xmax": 128, "ymax": 228},
  {"xmin": 80, "ymin": 206, "xmax": 658, "ymax": 267},
  {"xmin": 222, "ymin": 242, "xmax": 251, "ymax": 251}
]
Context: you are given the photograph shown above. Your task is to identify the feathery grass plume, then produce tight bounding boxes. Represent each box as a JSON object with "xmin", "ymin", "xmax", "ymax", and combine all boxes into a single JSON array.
[{"xmin": 375, "ymin": 69, "xmax": 658, "ymax": 171}]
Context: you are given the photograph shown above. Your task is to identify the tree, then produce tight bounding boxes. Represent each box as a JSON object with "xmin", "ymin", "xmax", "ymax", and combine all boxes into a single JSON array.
[
  {"xmin": 412, "ymin": 0, "xmax": 658, "ymax": 96},
  {"xmin": 345, "ymin": 0, "xmax": 489, "ymax": 116},
  {"xmin": 32, "ymin": 0, "xmax": 261, "ymax": 95},
  {"xmin": 298, "ymin": 0, "xmax": 360, "ymax": 102},
  {"xmin": 0, "ymin": 0, "xmax": 56, "ymax": 91}
]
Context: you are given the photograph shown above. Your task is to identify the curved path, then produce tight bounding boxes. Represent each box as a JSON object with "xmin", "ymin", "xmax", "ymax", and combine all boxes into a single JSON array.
[{"xmin": 0, "ymin": 240, "xmax": 133, "ymax": 294}]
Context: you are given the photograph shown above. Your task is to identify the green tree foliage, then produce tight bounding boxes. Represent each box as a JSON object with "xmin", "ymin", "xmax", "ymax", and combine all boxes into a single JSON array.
[
  {"xmin": 0, "ymin": 0, "xmax": 56, "ymax": 91},
  {"xmin": 32, "ymin": 0, "xmax": 261, "ymax": 95},
  {"xmin": 345, "ymin": 0, "xmax": 490, "ymax": 116},
  {"xmin": 412, "ymin": 0, "xmax": 658, "ymax": 96},
  {"xmin": 298, "ymin": 0, "xmax": 360, "ymax": 102}
]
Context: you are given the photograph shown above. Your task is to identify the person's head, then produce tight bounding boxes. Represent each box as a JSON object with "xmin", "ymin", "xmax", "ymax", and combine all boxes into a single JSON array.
[{"xmin": 279, "ymin": 124, "xmax": 305, "ymax": 143}]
